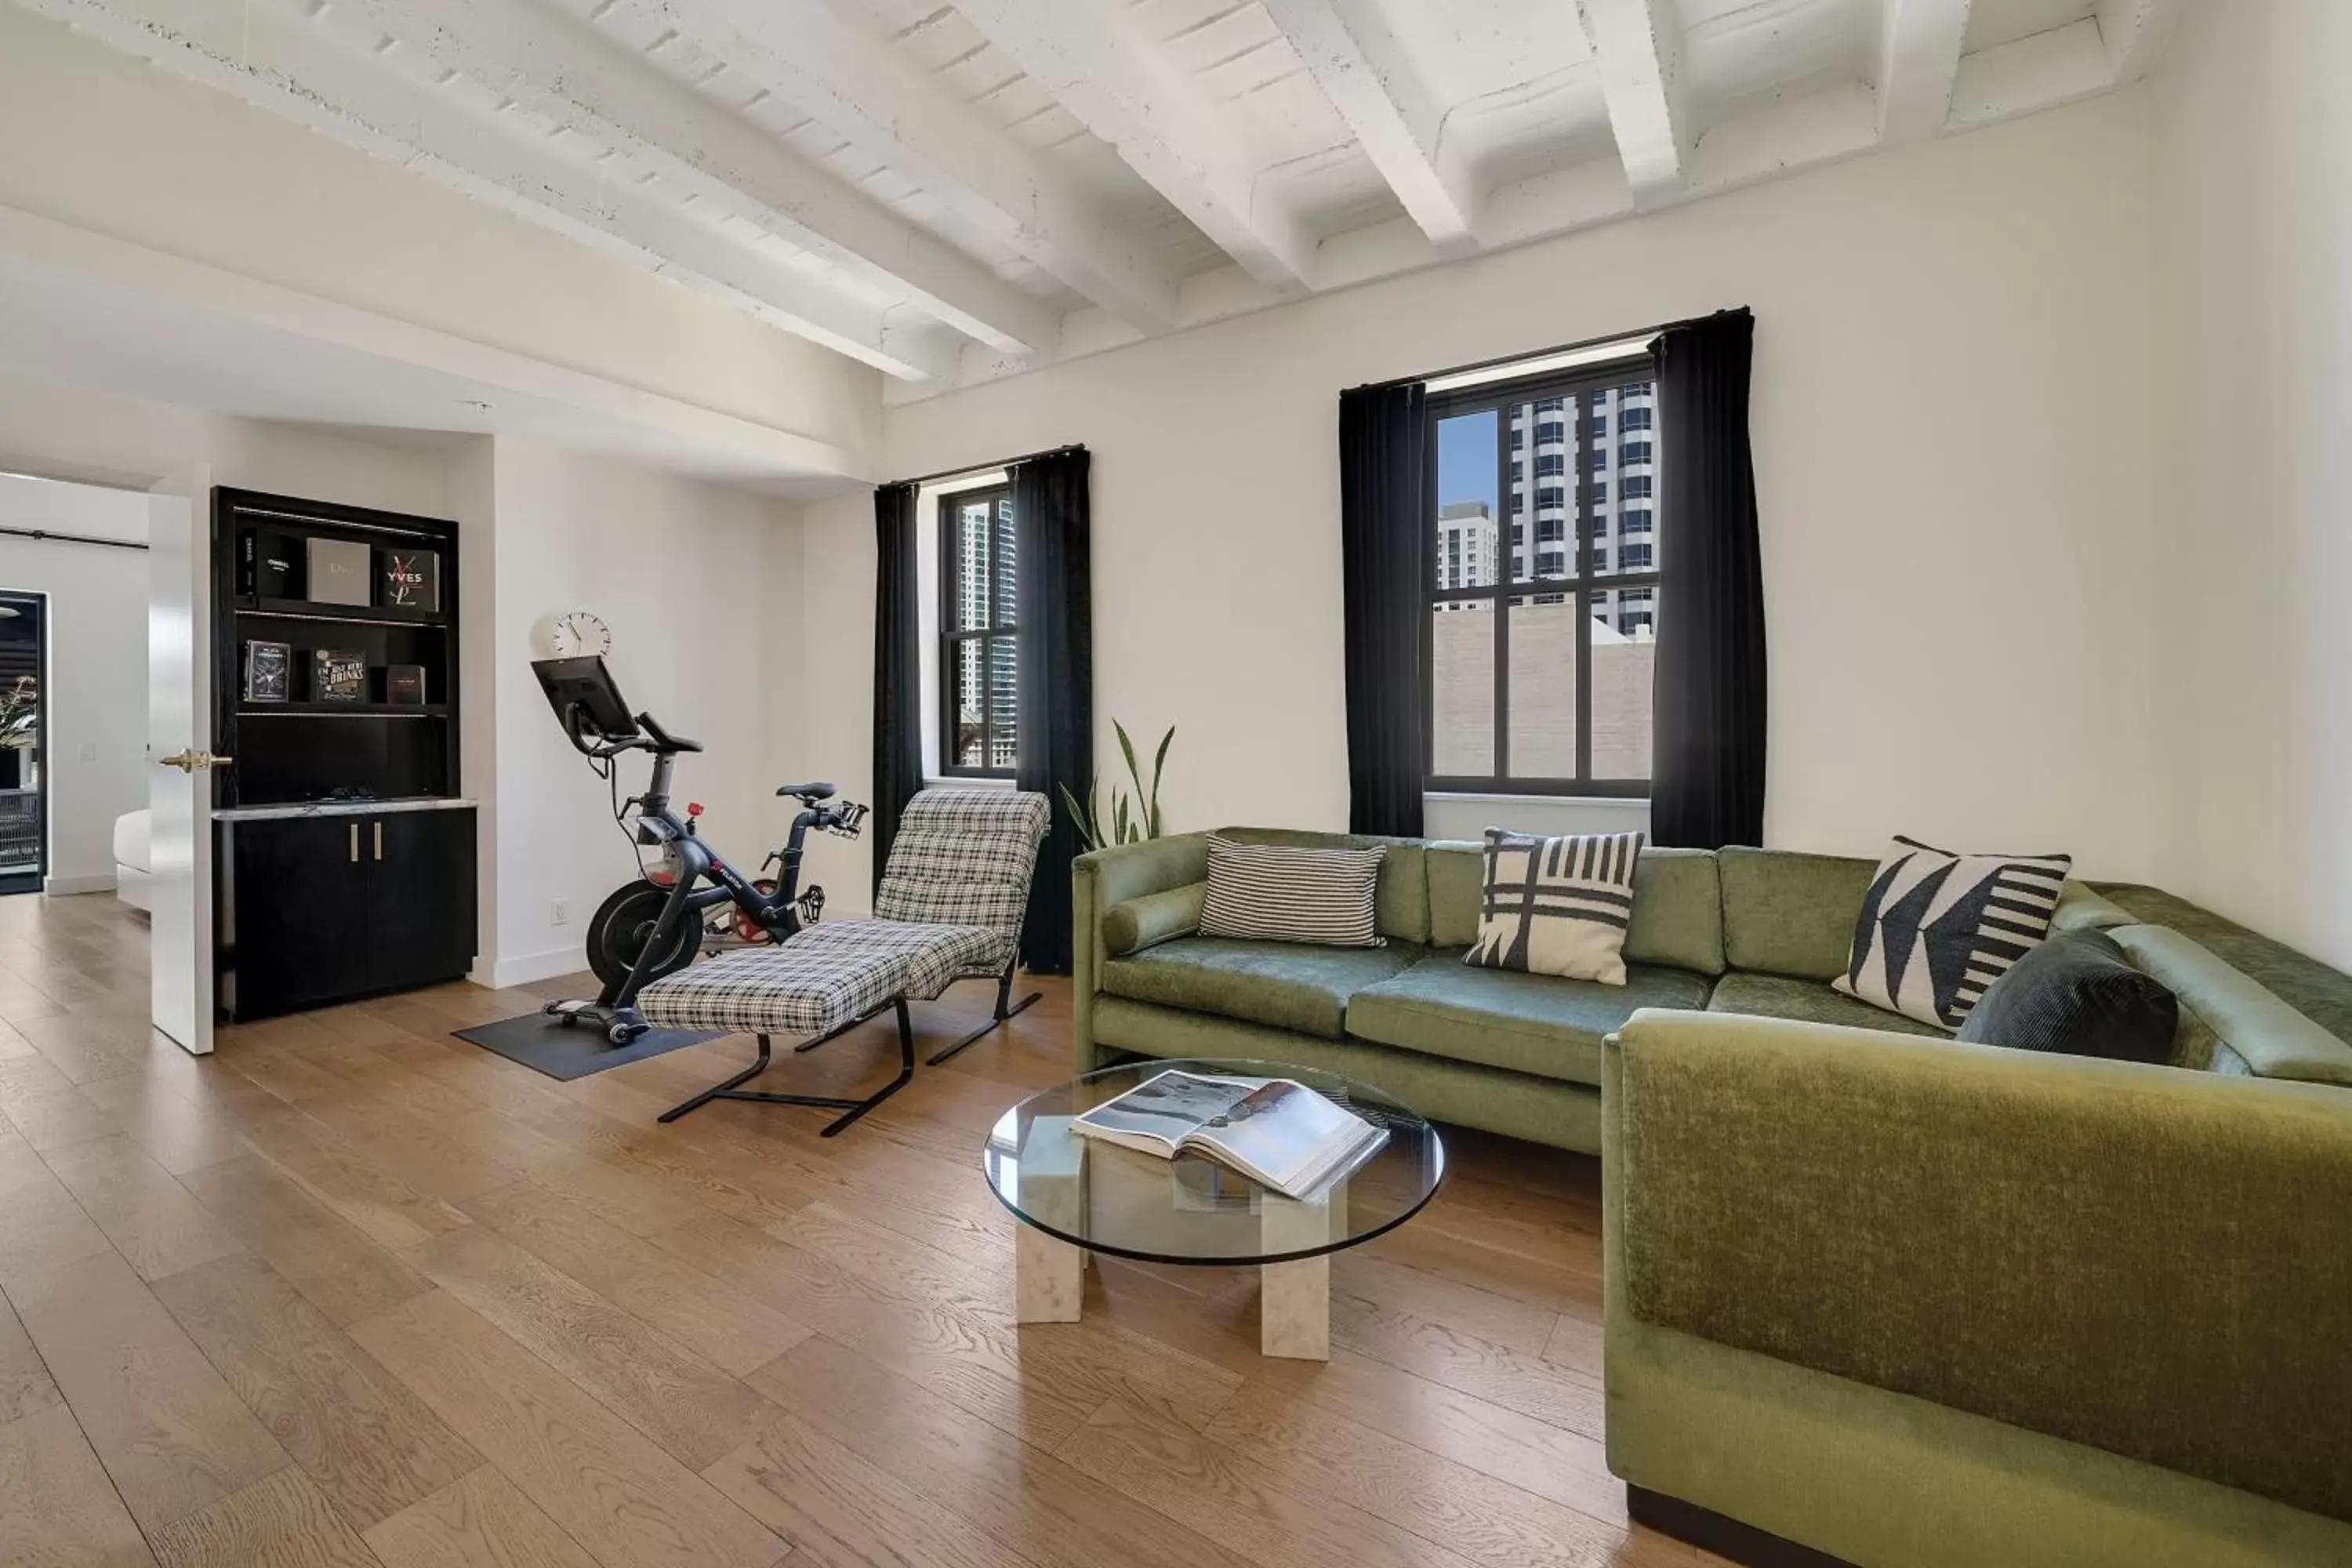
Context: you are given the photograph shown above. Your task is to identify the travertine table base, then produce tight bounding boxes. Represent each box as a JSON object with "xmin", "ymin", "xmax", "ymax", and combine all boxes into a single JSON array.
[{"xmin": 1014, "ymin": 1179, "xmax": 1342, "ymax": 1361}]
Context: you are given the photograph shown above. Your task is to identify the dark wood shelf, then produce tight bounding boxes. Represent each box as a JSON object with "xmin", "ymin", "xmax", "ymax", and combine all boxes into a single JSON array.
[
  {"xmin": 238, "ymin": 598, "xmax": 450, "ymax": 629},
  {"xmin": 235, "ymin": 702, "xmax": 452, "ymax": 718}
]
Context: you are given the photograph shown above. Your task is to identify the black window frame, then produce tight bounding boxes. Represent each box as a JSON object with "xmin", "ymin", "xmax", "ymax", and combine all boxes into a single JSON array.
[
  {"xmin": 936, "ymin": 485, "xmax": 1018, "ymax": 779},
  {"xmin": 1423, "ymin": 354, "xmax": 1660, "ymax": 798}
]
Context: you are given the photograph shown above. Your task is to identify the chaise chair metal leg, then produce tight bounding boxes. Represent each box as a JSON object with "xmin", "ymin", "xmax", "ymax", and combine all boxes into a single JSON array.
[
  {"xmin": 924, "ymin": 963, "xmax": 1043, "ymax": 1067},
  {"xmin": 656, "ymin": 999, "xmax": 915, "ymax": 1137}
]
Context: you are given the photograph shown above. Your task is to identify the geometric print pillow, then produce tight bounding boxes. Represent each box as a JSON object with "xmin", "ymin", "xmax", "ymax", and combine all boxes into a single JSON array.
[
  {"xmin": 1831, "ymin": 836, "xmax": 2074, "ymax": 1030},
  {"xmin": 1465, "ymin": 829, "xmax": 1644, "ymax": 986}
]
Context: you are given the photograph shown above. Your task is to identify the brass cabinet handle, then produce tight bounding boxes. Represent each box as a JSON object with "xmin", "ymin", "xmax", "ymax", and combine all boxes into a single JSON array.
[
  {"xmin": 374, "ymin": 822, "xmax": 384, "ymax": 861},
  {"xmin": 349, "ymin": 824, "xmax": 359, "ymax": 863}
]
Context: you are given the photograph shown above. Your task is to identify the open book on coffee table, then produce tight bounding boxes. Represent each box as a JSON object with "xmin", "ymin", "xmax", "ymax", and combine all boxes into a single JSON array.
[{"xmin": 1073, "ymin": 1069, "xmax": 1388, "ymax": 1200}]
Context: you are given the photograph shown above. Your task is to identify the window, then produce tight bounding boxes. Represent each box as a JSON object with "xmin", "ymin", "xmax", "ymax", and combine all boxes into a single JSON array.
[
  {"xmin": 1425, "ymin": 365, "xmax": 1661, "ymax": 795},
  {"xmin": 1621, "ymin": 475, "xmax": 1652, "ymax": 500},
  {"xmin": 938, "ymin": 487, "xmax": 1018, "ymax": 775},
  {"xmin": 1537, "ymin": 420, "xmax": 1566, "ymax": 445}
]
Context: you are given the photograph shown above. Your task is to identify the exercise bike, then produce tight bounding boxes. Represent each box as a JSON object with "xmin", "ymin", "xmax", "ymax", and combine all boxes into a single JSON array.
[{"xmin": 532, "ymin": 655, "xmax": 866, "ymax": 1044}]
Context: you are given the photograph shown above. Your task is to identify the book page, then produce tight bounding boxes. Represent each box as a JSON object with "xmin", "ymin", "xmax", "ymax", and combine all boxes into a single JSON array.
[{"xmin": 1076, "ymin": 1070, "xmax": 1263, "ymax": 1152}]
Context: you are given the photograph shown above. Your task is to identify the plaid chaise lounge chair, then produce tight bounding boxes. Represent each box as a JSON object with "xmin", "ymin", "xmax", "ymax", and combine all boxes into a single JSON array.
[{"xmin": 637, "ymin": 787, "xmax": 1051, "ymax": 1135}]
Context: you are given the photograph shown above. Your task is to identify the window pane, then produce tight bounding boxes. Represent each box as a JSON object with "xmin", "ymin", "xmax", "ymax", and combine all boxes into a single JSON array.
[
  {"xmin": 1435, "ymin": 408, "xmax": 1500, "ymax": 590},
  {"xmin": 1588, "ymin": 588, "xmax": 1657, "ymax": 779},
  {"xmin": 1430, "ymin": 599, "xmax": 1494, "ymax": 775},
  {"xmin": 953, "ymin": 497, "xmax": 993, "ymax": 630},
  {"xmin": 991, "ymin": 495, "xmax": 1018, "ymax": 630},
  {"xmin": 1506, "ymin": 594, "xmax": 1578, "ymax": 779},
  {"xmin": 952, "ymin": 639, "xmax": 985, "ymax": 767},
  {"xmin": 1593, "ymin": 380, "xmax": 1660, "ymax": 578},
  {"xmin": 987, "ymin": 634, "xmax": 1018, "ymax": 771}
]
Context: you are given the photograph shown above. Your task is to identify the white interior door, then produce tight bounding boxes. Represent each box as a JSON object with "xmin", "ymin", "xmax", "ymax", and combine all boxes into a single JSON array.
[{"xmin": 149, "ymin": 465, "xmax": 214, "ymax": 1055}]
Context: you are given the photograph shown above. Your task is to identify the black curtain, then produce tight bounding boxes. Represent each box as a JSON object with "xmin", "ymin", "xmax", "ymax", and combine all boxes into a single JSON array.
[
  {"xmin": 1652, "ymin": 308, "xmax": 1767, "ymax": 849},
  {"xmin": 1013, "ymin": 448, "xmax": 1092, "ymax": 975},
  {"xmin": 1338, "ymin": 381, "xmax": 1427, "ymax": 837},
  {"xmin": 871, "ymin": 482, "xmax": 924, "ymax": 889}
]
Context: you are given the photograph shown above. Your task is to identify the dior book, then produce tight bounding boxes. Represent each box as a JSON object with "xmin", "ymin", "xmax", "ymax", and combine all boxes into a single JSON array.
[{"xmin": 306, "ymin": 536, "xmax": 373, "ymax": 606}]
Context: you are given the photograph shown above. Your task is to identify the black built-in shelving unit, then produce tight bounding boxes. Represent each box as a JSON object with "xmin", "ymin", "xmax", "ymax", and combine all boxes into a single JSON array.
[
  {"xmin": 214, "ymin": 489, "xmax": 461, "ymax": 808},
  {"xmin": 209, "ymin": 489, "xmax": 476, "ymax": 1020}
]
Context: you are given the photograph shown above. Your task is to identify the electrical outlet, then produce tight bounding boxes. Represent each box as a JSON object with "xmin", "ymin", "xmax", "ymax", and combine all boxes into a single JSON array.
[{"xmin": 550, "ymin": 898, "xmax": 572, "ymax": 927}]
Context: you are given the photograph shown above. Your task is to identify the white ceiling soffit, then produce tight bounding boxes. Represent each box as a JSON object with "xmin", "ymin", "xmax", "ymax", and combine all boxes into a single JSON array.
[{"xmin": 25, "ymin": 0, "xmax": 2183, "ymax": 399}]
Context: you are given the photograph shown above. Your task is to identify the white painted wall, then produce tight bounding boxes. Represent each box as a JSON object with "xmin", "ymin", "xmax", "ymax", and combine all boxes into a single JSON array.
[
  {"xmin": 0, "ymin": 5, "xmax": 877, "ymax": 466},
  {"xmin": 476, "ymin": 437, "xmax": 804, "ymax": 987},
  {"xmin": 2147, "ymin": 1, "xmax": 2352, "ymax": 970},
  {"xmin": 0, "ymin": 474, "xmax": 150, "ymax": 894},
  {"xmin": 795, "ymin": 93, "xmax": 2159, "ymax": 913}
]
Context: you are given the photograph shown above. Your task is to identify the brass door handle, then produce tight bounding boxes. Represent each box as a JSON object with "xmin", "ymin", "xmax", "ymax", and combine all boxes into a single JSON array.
[
  {"xmin": 374, "ymin": 822, "xmax": 383, "ymax": 861},
  {"xmin": 159, "ymin": 750, "xmax": 234, "ymax": 772},
  {"xmin": 350, "ymin": 824, "xmax": 360, "ymax": 863}
]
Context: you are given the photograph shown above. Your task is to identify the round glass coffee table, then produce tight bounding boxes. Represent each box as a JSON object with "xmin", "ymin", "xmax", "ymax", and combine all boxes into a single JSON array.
[{"xmin": 982, "ymin": 1058, "xmax": 1446, "ymax": 1359}]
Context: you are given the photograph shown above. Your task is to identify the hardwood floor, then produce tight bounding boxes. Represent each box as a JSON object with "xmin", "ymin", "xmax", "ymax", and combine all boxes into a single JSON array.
[{"xmin": 0, "ymin": 891, "xmax": 1724, "ymax": 1567}]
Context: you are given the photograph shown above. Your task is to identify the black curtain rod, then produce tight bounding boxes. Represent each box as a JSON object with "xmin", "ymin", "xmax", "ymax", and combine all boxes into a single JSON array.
[
  {"xmin": 886, "ymin": 442, "xmax": 1086, "ymax": 492},
  {"xmin": 0, "ymin": 524, "xmax": 148, "ymax": 553},
  {"xmin": 1354, "ymin": 307, "xmax": 1747, "ymax": 394}
]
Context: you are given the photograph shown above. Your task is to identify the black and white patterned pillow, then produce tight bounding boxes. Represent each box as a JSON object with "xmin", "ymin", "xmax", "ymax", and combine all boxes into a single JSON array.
[
  {"xmin": 1833, "ymin": 836, "xmax": 2073, "ymax": 1030},
  {"xmin": 1196, "ymin": 836, "xmax": 1385, "ymax": 947},
  {"xmin": 1465, "ymin": 829, "xmax": 1643, "ymax": 985}
]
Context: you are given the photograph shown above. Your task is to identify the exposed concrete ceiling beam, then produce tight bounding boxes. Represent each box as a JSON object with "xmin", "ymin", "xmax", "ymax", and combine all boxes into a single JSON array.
[
  {"xmin": 948, "ymin": 0, "xmax": 1319, "ymax": 293},
  {"xmin": 16, "ymin": 0, "xmax": 954, "ymax": 380},
  {"xmin": 280, "ymin": 0, "xmax": 1061, "ymax": 356},
  {"xmin": 1572, "ymin": 0, "xmax": 1689, "ymax": 207},
  {"xmin": 2096, "ymin": 0, "xmax": 2186, "ymax": 85},
  {"xmin": 1259, "ymin": 0, "xmax": 1476, "ymax": 257},
  {"xmin": 640, "ymin": 0, "xmax": 1180, "ymax": 335},
  {"xmin": 1876, "ymin": 0, "xmax": 1973, "ymax": 142}
]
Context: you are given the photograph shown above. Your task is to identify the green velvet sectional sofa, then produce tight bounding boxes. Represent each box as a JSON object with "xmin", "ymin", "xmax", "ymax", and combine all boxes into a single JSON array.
[
  {"xmin": 1074, "ymin": 828, "xmax": 2352, "ymax": 1152},
  {"xmin": 1073, "ymin": 828, "xmax": 2352, "ymax": 1566}
]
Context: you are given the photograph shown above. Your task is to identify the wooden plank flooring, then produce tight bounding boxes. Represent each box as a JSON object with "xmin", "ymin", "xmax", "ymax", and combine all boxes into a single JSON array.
[{"xmin": 0, "ymin": 891, "xmax": 1722, "ymax": 1566}]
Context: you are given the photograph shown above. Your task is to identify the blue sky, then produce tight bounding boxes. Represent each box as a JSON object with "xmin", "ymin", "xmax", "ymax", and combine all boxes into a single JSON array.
[{"xmin": 1436, "ymin": 408, "xmax": 1497, "ymax": 515}]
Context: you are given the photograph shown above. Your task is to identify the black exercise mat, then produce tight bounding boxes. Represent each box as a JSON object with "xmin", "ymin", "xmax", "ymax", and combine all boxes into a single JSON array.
[{"xmin": 452, "ymin": 1011, "xmax": 721, "ymax": 1081}]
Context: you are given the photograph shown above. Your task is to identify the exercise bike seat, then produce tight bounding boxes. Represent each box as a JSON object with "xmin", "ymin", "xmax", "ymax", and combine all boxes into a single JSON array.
[{"xmin": 775, "ymin": 781, "xmax": 836, "ymax": 801}]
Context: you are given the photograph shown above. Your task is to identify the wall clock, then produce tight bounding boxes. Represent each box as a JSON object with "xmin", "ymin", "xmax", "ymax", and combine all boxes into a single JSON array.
[{"xmin": 543, "ymin": 611, "xmax": 612, "ymax": 659}]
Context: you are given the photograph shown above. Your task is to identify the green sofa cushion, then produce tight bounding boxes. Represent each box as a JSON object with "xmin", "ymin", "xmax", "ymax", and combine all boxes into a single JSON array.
[
  {"xmin": 1707, "ymin": 971, "xmax": 1951, "ymax": 1040},
  {"xmin": 1098, "ymin": 936, "xmax": 1423, "ymax": 1040},
  {"xmin": 1718, "ymin": 846, "xmax": 1875, "ymax": 981},
  {"xmin": 1348, "ymin": 949, "xmax": 1712, "ymax": 1087},
  {"xmin": 1102, "ymin": 881, "xmax": 1205, "ymax": 957},
  {"xmin": 1425, "ymin": 841, "xmax": 1724, "ymax": 975},
  {"xmin": 1217, "ymin": 827, "xmax": 1428, "ymax": 945},
  {"xmin": 2110, "ymin": 926, "xmax": 2352, "ymax": 1086},
  {"xmin": 2095, "ymin": 883, "xmax": 2352, "ymax": 1048},
  {"xmin": 2050, "ymin": 882, "xmax": 2136, "ymax": 934}
]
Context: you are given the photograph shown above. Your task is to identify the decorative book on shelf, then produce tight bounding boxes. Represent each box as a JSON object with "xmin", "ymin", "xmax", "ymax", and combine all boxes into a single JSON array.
[
  {"xmin": 241, "ymin": 531, "xmax": 305, "ymax": 599},
  {"xmin": 383, "ymin": 665, "xmax": 426, "ymax": 705},
  {"xmin": 242, "ymin": 641, "xmax": 291, "ymax": 703},
  {"xmin": 306, "ymin": 537, "xmax": 372, "ymax": 607},
  {"xmin": 311, "ymin": 648, "xmax": 368, "ymax": 703},
  {"xmin": 378, "ymin": 549, "xmax": 440, "ymax": 613}
]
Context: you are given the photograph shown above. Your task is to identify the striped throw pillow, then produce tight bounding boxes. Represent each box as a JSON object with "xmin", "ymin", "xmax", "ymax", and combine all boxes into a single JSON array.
[
  {"xmin": 1465, "ymin": 829, "xmax": 1643, "ymax": 985},
  {"xmin": 1196, "ymin": 836, "xmax": 1386, "ymax": 948},
  {"xmin": 1834, "ymin": 837, "xmax": 2073, "ymax": 1030}
]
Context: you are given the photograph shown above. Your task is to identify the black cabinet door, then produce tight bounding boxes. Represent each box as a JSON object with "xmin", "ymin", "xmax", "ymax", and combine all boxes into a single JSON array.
[
  {"xmin": 229, "ymin": 817, "xmax": 370, "ymax": 1018},
  {"xmin": 368, "ymin": 808, "xmax": 477, "ymax": 991}
]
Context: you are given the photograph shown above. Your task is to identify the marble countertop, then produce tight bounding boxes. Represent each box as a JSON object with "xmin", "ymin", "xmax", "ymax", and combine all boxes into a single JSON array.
[{"xmin": 212, "ymin": 797, "xmax": 477, "ymax": 822}]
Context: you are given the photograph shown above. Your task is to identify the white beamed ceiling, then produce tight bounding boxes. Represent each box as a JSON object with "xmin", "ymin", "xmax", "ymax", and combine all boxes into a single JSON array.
[{"xmin": 22, "ymin": 0, "xmax": 2177, "ymax": 398}]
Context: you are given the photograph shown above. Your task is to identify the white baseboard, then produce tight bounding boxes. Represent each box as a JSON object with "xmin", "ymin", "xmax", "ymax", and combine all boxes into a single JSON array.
[
  {"xmin": 43, "ymin": 875, "xmax": 121, "ymax": 896},
  {"xmin": 480, "ymin": 946, "xmax": 593, "ymax": 992}
]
